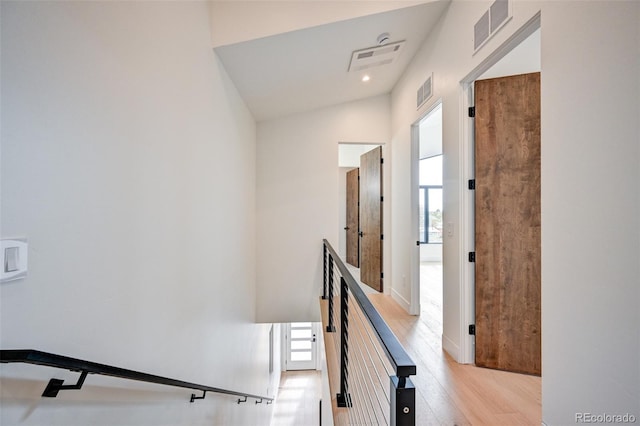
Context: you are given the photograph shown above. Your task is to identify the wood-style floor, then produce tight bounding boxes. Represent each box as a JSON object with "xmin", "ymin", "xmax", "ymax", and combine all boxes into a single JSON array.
[
  {"xmin": 271, "ymin": 370, "xmax": 321, "ymax": 426},
  {"xmin": 365, "ymin": 262, "xmax": 541, "ymax": 425},
  {"xmin": 273, "ymin": 262, "xmax": 541, "ymax": 425}
]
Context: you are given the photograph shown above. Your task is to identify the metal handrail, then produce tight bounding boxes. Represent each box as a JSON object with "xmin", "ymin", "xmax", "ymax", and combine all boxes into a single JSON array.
[
  {"xmin": 323, "ymin": 239, "xmax": 416, "ymax": 378},
  {"xmin": 0, "ymin": 349, "xmax": 273, "ymax": 404},
  {"xmin": 322, "ymin": 239, "xmax": 416, "ymax": 425}
]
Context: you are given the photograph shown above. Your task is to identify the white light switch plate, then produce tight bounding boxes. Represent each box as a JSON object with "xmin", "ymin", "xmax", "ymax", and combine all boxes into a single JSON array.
[
  {"xmin": 1, "ymin": 239, "xmax": 28, "ymax": 282},
  {"xmin": 446, "ymin": 222, "xmax": 454, "ymax": 237}
]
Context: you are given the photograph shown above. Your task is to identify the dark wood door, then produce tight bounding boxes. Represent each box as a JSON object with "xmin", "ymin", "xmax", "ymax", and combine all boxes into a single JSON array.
[
  {"xmin": 360, "ymin": 146, "xmax": 383, "ymax": 292},
  {"xmin": 474, "ymin": 72, "xmax": 541, "ymax": 376},
  {"xmin": 346, "ymin": 168, "xmax": 359, "ymax": 267}
]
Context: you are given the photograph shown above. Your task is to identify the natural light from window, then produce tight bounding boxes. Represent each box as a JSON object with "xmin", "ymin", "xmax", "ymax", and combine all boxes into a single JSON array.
[{"xmin": 419, "ymin": 155, "xmax": 443, "ymax": 244}]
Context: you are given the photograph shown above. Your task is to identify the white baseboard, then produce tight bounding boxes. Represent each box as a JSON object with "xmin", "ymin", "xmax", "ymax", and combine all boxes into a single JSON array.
[
  {"xmin": 442, "ymin": 333, "xmax": 460, "ymax": 361},
  {"xmin": 391, "ymin": 288, "xmax": 411, "ymax": 313}
]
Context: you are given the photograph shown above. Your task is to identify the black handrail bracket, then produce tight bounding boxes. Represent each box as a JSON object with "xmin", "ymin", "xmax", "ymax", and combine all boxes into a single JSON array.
[
  {"xmin": 190, "ymin": 390, "xmax": 207, "ymax": 403},
  {"xmin": 42, "ymin": 370, "xmax": 89, "ymax": 397}
]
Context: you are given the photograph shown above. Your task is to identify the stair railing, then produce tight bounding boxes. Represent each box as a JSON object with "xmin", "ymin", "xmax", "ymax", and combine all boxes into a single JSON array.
[
  {"xmin": 0, "ymin": 349, "xmax": 273, "ymax": 404},
  {"xmin": 322, "ymin": 239, "xmax": 416, "ymax": 426}
]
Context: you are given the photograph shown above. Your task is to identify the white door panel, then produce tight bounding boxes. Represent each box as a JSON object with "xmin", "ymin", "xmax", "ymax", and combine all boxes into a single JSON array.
[{"xmin": 286, "ymin": 323, "xmax": 318, "ymax": 371}]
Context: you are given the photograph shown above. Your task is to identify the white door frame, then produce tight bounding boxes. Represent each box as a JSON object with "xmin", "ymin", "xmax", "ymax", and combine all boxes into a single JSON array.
[
  {"xmin": 284, "ymin": 322, "xmax": 320, "ymax": 371},
  {"xmin": 410, "ymin": 122, "xmax": 421, "ymax": 316},
  {"xmin": 457, "ymin": 12, "xmax": 541, "ymax": 364},
  {"xmin": 409, "ymin": 100, "xmax": 444, "ymax": 316}
]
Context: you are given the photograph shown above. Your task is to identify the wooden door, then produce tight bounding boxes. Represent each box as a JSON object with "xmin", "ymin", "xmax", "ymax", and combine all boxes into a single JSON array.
[
  {"xmin": 474, "ymin": 72, "xmax": 541, "ymax": 376},
  {"xmin": 360, "ymin": 146, "xmax": 383, "ymax": 292},
  {"xmin": 346, "ymin": 168, "xmax": 360, "ymax": 267}
]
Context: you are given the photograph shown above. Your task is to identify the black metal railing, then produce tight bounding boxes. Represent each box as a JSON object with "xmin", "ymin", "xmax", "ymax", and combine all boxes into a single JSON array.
[
  {"xmin": 322, "ymin": 239, "xmax": 416, "ymax": 426},
  {"xmin": 0, "ymin": 349, "xmax": 273, "ymax": 404}
]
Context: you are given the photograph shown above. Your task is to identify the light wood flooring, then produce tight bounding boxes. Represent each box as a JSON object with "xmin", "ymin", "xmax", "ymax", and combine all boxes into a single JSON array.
[
  {"xmin": 271, "ymin": 370, "xmax": 321, "ymax": 426},
  {"xmin": 420, "ymin": 262, "xmax": 443, "ymax": 337},
  {"xmin": 274, "ymin": 262, "xmax": 541, "ymax": 425},
  {"xmin": 365, "ymin": 262, "xmax": 541, "ymax": 425}
]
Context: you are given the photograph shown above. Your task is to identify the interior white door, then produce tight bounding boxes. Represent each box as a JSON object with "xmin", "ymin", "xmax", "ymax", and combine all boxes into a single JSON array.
[{"xmin": 285, "ymin": 322, "xmax": 318, "ymax": 371}]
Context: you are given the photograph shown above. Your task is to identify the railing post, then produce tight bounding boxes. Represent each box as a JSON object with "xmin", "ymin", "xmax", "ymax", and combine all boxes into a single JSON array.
[
  {"xmin": 322, "ymin": 243, "xmax": 327, "ymax": 299},
  {"xmin": 336, "ymin": 277, "xmax": 351, "ymax": 407},
  {"xmin": 390, "ymin": 376, "xmax": 415, "ymax": 426},
  {"xmin": 326, "ymin": 255, "xmax": 335, "ymax": 332}
]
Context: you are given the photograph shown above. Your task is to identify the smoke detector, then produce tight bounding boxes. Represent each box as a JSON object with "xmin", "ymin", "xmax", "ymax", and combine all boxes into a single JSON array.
[{"xmin": 377, "ymin": 32, "xmax": 391, "ymax": 45}]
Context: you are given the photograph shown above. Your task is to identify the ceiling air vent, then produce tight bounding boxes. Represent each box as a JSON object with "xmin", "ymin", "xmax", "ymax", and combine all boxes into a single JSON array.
[
  {"xmin": 474, "ymin": 0, "xmax": 512, "ymax": 53},
  {"xmin": 417, "ymin": 73, "xmax": 433, "ymax": 109},
  {"xmin": 348, "ymin": 41, "xmax": 406, "ymax": 72}
]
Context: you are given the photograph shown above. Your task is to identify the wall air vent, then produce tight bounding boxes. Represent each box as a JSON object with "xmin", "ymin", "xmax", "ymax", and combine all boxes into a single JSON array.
[
  {"xmin": 348, "ymin": 40, "xmax": 406, "ymax": 72},
  {"xmin": 490, "ymin": 0, "xmax": 510, "ymax": 32},
  {"xmin": 417, "ymin": 73, "xmax": 433, "ymax": 109},
  {"xmin": 474, "ymin": 11, "xmax": 490, "ymax": 51},
  {"xmin": 474, "ymin": 0, "xmax": 512, "ymax": 53}
]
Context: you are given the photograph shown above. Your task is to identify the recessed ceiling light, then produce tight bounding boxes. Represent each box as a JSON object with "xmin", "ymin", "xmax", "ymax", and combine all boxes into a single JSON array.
[{"xmin": 362, "ymin": 75, "xmax": 371, "ymax": 82}]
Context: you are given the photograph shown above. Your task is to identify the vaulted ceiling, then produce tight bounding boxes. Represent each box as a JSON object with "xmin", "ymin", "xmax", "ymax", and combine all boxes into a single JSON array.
[{"xmin": 213, "ymin": 1, "xmax": 451, "ymax": 121}]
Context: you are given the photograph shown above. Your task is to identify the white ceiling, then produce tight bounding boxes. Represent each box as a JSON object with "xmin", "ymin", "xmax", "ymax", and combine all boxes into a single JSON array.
[{"xmin": 214, "ymin": 1, "xmax": 450, "ymax": 122}]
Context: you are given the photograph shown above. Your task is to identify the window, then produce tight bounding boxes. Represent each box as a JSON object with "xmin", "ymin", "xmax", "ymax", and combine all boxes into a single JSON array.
[
  {"xmin": 419, "ymin": 186, "xmax": 443, "ymax": 244},
  {"xmin": 419, "ymin": 155, "xmax": 443, "ymax": 244}
]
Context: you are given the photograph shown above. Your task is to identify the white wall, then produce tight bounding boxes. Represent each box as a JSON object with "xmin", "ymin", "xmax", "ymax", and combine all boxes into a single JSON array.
[
  {"xmin": 391, "ymin": 0, "xmax": 639, "ymax": 424},
  {"xmin": 540, "ymin": 2, "xmax": 639, "ymax": 423},
  {"xmin": 420, "ymin": 244, "xmax": 442, "ymax": 262},
  {"xmin": 256, "ymin": 95, "xmax": 391, "ymax": 323},
  {"xmin": 0, "ymin": 2, "xmax": 278, "ymax": 425}
]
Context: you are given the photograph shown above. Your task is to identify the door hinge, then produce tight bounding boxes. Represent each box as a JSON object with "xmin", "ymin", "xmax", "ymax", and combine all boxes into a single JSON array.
[
  {"xmin": 468, "ymin": 252, "xmax": 476, "ymax": 262},
  {"xmin": 380, "ymin": 196, "xmax": 384, "ymax": 202},
  {"xmin": 381, "ymin": 272, "xmax": 384, "ymax": 279},
  {"xmin": 469, "ymin": 324, "xmax": 476, "ymax": 335},
  {"xmin": 416, "ymin": 240, "xmax": 421, "ymax": 246},
  {"xmin": 380, "ymin": 234, "xmax": 384, "ymax": 240},
  {"xmin": 381, "ymin": 158, "xmax": 384, "ymax": 164},
  {"xmin": 468, "ymin": 106, "xmax": 475, "ymax": 117},
  {"xmin": 468, "ymin": 179, "xmax": 475, "ymax": 190}
]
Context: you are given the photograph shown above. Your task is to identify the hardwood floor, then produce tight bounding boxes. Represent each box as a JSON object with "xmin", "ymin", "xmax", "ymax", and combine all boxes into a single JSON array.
[
  {"xmin": 320, "ymin": 261, "xmax": 541, "ymax": 425},
  {"xmin": 366, "ymin": 262, "xmax": 541, "ymax": 425},
  {"xmin": 271, "ymin": 370, "xmax": 321, "ymax": 426},
  {"xmin": 288, "ymin": 264, "xmax": 542, "ymax": 426},
  {"xmin": 420, "ymin": 262, "xmax": 443, "ymax": 336}
]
